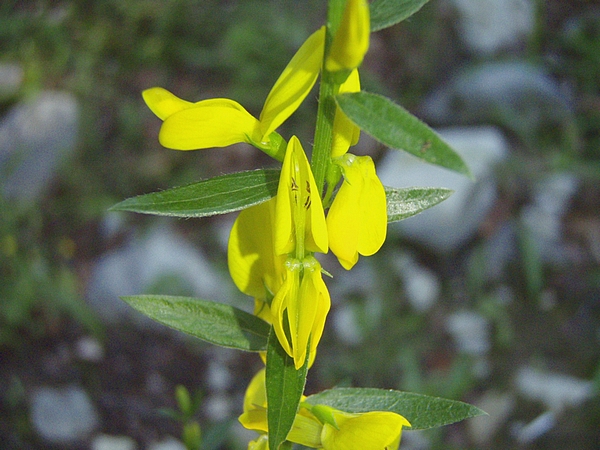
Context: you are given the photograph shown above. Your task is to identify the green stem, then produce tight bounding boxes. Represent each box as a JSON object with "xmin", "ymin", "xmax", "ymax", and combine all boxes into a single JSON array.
[{"xmin": 311, "ymin": 0, "xmax": 346, "ymax": 196}]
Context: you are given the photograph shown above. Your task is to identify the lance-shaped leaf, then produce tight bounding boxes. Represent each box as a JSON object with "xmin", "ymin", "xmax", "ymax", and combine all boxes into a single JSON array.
[
  {"xmin": 121, "ymin": 295, "xmax": 269, "ymax": 351},
  {"xmin": 306, "ymin": 388, "xmax": 486, "ymax": 430},
  {"xmin": 110, "ymin": 169, "xmax": 279, "ymax": 218},
  {"xmin": 266, "ymin": 329, "xmax": 308, "ymax": 450},
  {"xmin": 336, "ymin": 91, "xmax": 472, "ymax": 178},
  {"xmin": 370, "ymin": 0, "xmax": 431, "ymax": 31},
  {"xmin": 386, "ymin": 186, "xmax": 453, "ymax": 223}
]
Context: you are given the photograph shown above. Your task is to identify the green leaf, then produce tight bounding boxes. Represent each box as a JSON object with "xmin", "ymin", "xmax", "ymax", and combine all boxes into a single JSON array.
[
  {"xmin": 110, "ymin": 169, "xmax": 279, "ymax": 218},
  {"xmin": 336, "ymin": 91, "xmax": 472, "ymax": 178},
  {"xmin": 370, "ymin": 0, "xmax": 430, "ymax": 32},
  {"xmin": 266, "ymin": 331, "xmax": 308, "ymax": 450},
  {"xmin": 386, "ymin": 186, "xmax": 453, "ymax": 223},
  {"xmin": 121, "ymin": 295, "xmax": 269, "ymax": 351},
  {"xmin": 306, "ymin": 388, "xmax": 486, "ymax": 430}
]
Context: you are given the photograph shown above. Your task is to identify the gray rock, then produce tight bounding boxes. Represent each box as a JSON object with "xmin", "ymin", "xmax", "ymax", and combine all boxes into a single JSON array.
[
  {"xmin": 86, "ymin": 222, "xmax": 236, "ymax": 325},
  {"xmin": 148, "ymin": 437, "xmax": 187, "ymax": 450},
  {"xmin": 450, "ymin": 0, "xmax": 535, "ymax": 55},
  {"xmin": 391, "ymin": 252, "xmax": 440, "ymax": 312},
  {"xmin": 0, "ymin": 63, "xmax": 23, "ymax": 102},
  {"xmin": 0, "ymin": 91, "xmax": 79, "ymax": 204},
  {"xmin": 378, "ymin": 126, "xmax": 508, "ymax": 252},
  {"xmin": 420, "ymin": 62, "xmax": 573, "ymax": 146},
  {"xmin": 467, "ymin": 391, "xmax": 515, "ymax": 445},
  {"xmin": 515, "ymin": 366, "xmax": 595, "ymax": 411},
  {"xmin": 521, "ymin": 172, "xmax": 579, "ymax": 265},
  {"xmin": 30, "ymin": 385, "xmax": 99, "ymax": 445},
  {"xmin": 447, "ymin": 310, "xmax": 491, "ymax": 356}
]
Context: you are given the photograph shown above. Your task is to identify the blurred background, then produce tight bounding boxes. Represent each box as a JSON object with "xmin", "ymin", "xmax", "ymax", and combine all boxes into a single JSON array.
[{"xmin": 1, "ymin": 0, "xmax": 599, "ymax": 449}]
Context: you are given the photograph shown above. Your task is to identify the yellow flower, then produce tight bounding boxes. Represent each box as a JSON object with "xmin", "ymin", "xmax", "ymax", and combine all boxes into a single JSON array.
[
  {"xmin": 239, "ymin": 369, "xmax": 323, "ymax": 449},
  {"xmin": 239, "ymin": 372, "xmax": 411, "ymax": 450},
  {"xmin": 275, "ymin": 136, "xmax": 328, "ymax": 257},
  {"xmin": 143, "ymin": 26, "xmax": 325, "ymax": 160},
  {"xmin": 326, "ymin": 154, "xmax": 387, "ymax": 270},
  {"xmin": 316, "ymin": 406, "xmax": 411, "ymax": 450},
  {"xmin": 270, "ymin": 256, "xmax": 330, "ymax": 369},
  {"xmin": 326, "ymin": 0, "xmax": 370, "ymax": 73},
  {"xmin": 331, "ymin": 69, "xmax": 361, "ymax": 158}
]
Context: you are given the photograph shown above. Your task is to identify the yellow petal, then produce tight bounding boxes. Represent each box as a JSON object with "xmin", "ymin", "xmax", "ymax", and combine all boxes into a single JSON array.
[
  {"xmin": 243, "ymin": 368, "xmax": 267, "ymax": 413},
  {"xmin": 356, "ymin": 157, "xmax": 387, "ymax": 256},
  {"xmin": 259, "ymin": 27, "xmax": 325, "ymax": 140},
  {"xmin": 142, "ymin": 87, "xmax": 194, "ymax": 120},
  {"xmin": 287, "ymin": 412, "xmax": 324, "ymax": 448},
  {"xmin": 228, "ymin": 199, "xmax": 286, "ymax": 298},
  {"xmin": 326, "ymin": 0, "xmax": 370, "ymax": 72},
  {"xmin": 331, "ymin": 69, "xmax": 361, "ymax": 158},
  {"xmin": 305, "ymin": 261, "xmax": 331, "ymax": 361},
  {"xmin": 321, "ymin": 411, "xmax": 410, "ymax": 450},
  {"xmin": 270, "ymin": 265, "xmax": 298, "ymax": 358},
  {"xmin": 159, "ymin": 99, "xmax": 260, "ymax": 150},
  {"xmin": 247, "ymin": 435, "xmax": 269, "ymax": 450},
  {"xmin": 239, "ymin": 369, "xmax": 268, "ymax": 433}
]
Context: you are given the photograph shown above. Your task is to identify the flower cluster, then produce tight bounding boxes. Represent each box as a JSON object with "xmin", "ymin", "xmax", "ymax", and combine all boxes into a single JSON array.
[
  {"xmin": 143, "ymin": 0, "xmax": 407, "ymax": 447},
  {"xmin": 240, "ymin": 369, "xmax": 410, "ymax": 450}
]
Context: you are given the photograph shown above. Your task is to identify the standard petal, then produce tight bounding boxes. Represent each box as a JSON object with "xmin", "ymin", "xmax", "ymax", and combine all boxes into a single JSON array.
[
  {"xmin": 259, "ymin": 27, "xmax": 325, "ymax": 139},
  {"xmin": 142, "ymin": 87, "xmax": 194, "ymax": 120},
  {"xmin": 160, "ymin": 100, "xmax": 259, "ymax": 150}
]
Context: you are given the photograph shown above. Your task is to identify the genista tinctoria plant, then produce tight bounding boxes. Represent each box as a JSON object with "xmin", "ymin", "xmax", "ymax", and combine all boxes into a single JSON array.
[{"xmin": 112, "ymin": 1, "xmax": 485, "ymax": 448}]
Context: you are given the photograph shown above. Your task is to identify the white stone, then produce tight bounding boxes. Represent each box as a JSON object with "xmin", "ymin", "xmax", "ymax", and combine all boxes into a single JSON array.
[
  {"xmin": 86, "ymin": 222, "xmax": 237, "ymax": 324},
  {"xmin": 513, "ymin": 411, "xmax": 556, "ymax": 444},
  {"xmin": 0, "ymin": 91, "xmax": 79, "ymax": 204},
  {"xmin": 521, "ymin": 172, "xmax": 579, "ymax": 264},
  {"xmin": 378, "ymin": 126, "xmax": 508, "ymax": 252},
  {"xmin": 450, "ymin": 0, "xmax": 535, "ymax": 55},
  {"xmin": 391, "ymin": 252, "xmax": 439, "ymax": 312},
  {"xmin": 515, "ymin": 366, "xmax": 595, "ymax": 411},
  {"xmin": 148, "ymin": 437, "xmax": 187, "ymax": 450},
  {"xmin": 467, "ymin": 391, "xmax": 515, "ymax": 445},
  {"xmin": 91, "ymin": 434, "xmax": 137, "ymax": 450},
  {"xmin": 446, "ymin": 311, "xmax": 490, "ymax": 356},
  {"xmin": 30, "ymin": 386, "xmax": 99, "ymax": 444}
]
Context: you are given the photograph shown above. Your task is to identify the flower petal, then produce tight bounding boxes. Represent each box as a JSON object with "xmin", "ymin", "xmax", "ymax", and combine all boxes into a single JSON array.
[
  {"xmin": 142, "ymin": 87, "xmax": 194, "ymax": 120},
  {"xmin": 259, "ymin": 27, "xmax": 325, "ymax": 139},
  {"xmin": 160, "ymin": 99, "xmax": 259, "ymax": 150},
  {"xmin": 228, "ymin": 199, "xmax": 285, "ymax": 299},
  {"xmin": 321, "ymin": 411, "xmax": 410, "ymax": 450}
]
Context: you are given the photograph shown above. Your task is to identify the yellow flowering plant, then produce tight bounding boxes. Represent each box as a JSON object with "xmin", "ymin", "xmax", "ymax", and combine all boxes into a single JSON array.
[{"xmin": 113, "ymin": 0, "xmax": 485, "ymax": 449}]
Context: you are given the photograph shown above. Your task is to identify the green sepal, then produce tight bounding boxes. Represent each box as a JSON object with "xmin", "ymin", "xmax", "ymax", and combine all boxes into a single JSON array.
[
  {"xmin": 110, "ymin": 169, "xmax": 279, "ymax": 218},
  {"xmin": 336, "ymin": 91, "xmax": 472, "ymax": 178},
  {"xmin": 121, "ymin": 295, "xmax": 269, "ymax": 351},
  {"xmin": 266, "ymin": 330, "xmax": 308, "ymax": 450},
  {"xmin": 385, "ymin": 186, "xmax": 454, "ymax": 223},
  {"xmin": 305, "ymin": 388, "xmax": 487, "ymax": 430},
  {"xmin": 370, "ymin": 0, "xmax": 431, "ymax": 32}
]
